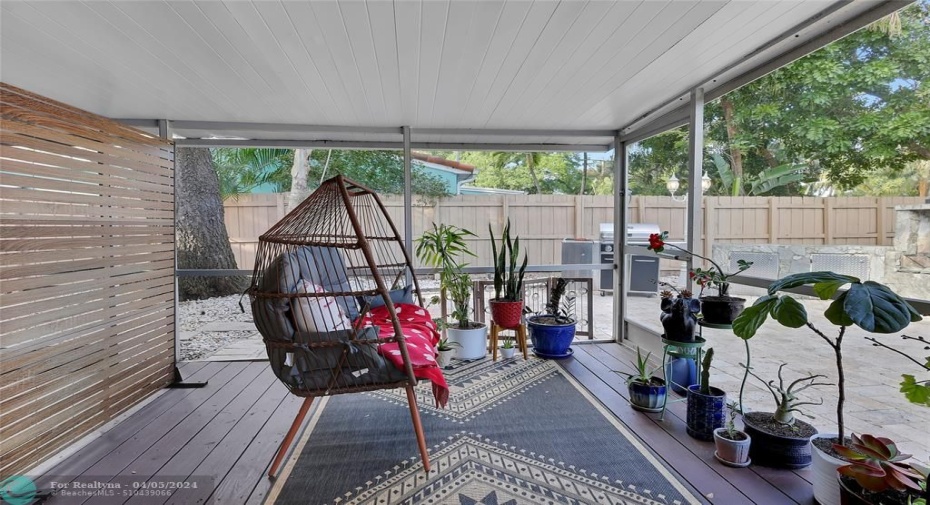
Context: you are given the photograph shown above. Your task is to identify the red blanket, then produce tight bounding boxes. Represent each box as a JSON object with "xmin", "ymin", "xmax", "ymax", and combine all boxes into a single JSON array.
[{"xmin": 360, "ymin": 303, "xmax": 449, "ymax": 408}]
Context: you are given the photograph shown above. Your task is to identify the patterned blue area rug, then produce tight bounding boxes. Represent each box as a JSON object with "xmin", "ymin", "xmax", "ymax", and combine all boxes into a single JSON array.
[{"xmin": 270, "ymin": 357, "xmax": 702, "ymax": 505}]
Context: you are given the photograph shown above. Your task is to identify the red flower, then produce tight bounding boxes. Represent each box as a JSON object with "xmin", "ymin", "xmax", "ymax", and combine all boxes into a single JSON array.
[{"xmin": 647, "ymin": 233, "xmax": 666, "ymax": 252}]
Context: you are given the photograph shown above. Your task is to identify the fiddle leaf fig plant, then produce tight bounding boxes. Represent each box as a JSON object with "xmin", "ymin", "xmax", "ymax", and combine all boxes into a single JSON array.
[{"xmin": 732, "ymin": 272, "xmax": 922, "ymax": 445}]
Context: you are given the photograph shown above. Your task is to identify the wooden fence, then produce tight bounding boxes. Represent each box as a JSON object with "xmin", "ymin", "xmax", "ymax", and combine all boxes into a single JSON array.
[
  {"xmin": 0, "ymin": 83, "xmax": 176, "ymax": 476},
  {"xmin": 224, "ymin": 193, "xmax": 923, "ymax": 270}
]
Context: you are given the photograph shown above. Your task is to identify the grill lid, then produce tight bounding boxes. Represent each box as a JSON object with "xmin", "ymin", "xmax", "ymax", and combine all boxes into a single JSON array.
[{"xmin": 599, "ymin": 223, "xmax": 660, "ymax": 243}]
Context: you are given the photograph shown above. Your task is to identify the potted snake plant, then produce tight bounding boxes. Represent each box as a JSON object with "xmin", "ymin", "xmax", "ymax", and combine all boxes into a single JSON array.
[{"xmin": 488, "ymin": 219, "xmax": 528, "ymax": 328}]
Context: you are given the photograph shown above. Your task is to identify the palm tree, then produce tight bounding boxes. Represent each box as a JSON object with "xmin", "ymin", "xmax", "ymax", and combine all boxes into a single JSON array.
[{"xmin": 212, "ymin": 148, "xmax": 292, "ymax": 199}]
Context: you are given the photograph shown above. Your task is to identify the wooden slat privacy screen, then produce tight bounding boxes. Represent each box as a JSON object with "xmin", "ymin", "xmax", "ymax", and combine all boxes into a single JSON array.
[{"xmin": 0, "ymin": 83, "xmax": 175, "ymax": 477}]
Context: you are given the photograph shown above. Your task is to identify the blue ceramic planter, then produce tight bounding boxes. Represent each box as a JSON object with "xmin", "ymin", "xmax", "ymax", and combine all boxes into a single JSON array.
[
  {"xmin": 686, "ymin": 384, "xmax": 726, "ymax": 441},
  {"xmin": 628, "ymin": 378, "xmax": 667, "ymax": 412},
  {"xmin": 527, "ymin": 315, "xmax": 575, "ymax": 359}
]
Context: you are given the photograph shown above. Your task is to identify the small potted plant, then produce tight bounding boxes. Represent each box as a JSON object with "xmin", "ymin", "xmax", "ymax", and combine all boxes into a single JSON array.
[
  {"xmin": 446, "ymin": 271, "xmax": 488, "ymax": 360},
  {"xmin": 834, "ymin": 434, "xmax": 927, "ymax": 505},
  {"xmin": 617, "ymin": 347, "xmax": 667, "ymax": 413},
  {"xmin": 488, "ymin": 219, "xmax": 528, "ymax": 328},
  {"xmin": 732, "ymin": 272, "xmax": 922, "ymax": 505},
  {"xmin": 686, "ymin": 348, "xmax": 727, "ymax": 441},
  {"xmin": 647, "ymin": 231, "xmax": 752, "ymax": 324},
  {"xmin": 659, "ymin": 284, "xmax": 701, "ymax": 342},
  {"xmin": 714, "ymin": 401, "xmax": 752, "ymax": 467},
  {"xmin": 500, "ymin": 337, "xmax": 516, "ymax": 359},
  {"xmin": 527, "ymin": 278, "xmax": 576, "ymax": 359},
  {"xmin": 741, "ymin": 363, "xmax": 827, "ymax": 468},
  {"xmin": 435, "ymin": 337, "xmax": 460, "ymax": 368}
]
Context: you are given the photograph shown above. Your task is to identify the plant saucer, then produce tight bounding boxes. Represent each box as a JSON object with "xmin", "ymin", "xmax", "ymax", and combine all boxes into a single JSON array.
[{"xmin": 714, "ymin": 451, "xmax": 751, "ymax": 468}]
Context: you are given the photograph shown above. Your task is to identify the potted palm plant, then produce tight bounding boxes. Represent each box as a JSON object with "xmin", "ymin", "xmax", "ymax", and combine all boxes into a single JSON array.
[
  {"xmin": 446, "ymin": 271, "xmax": 487, "ymax": 360},
  {"xmin": 647, "ymin": 231, "xmax": 753, "ymax": 324},
  {"xmin": 488, "ymin": 219, "xmax": 528, "ymax": 328},
  {"xmin": 527, "ymin": 278, "xmax": 576, "ymax": 358},
  {"xmin": 714, "ymin": 401, "xmax": 752, "ymax": 467},
  {"xmin": 686, "ymin": 348, "xmax": 727, "ymax": 441},
  {"xmin": 415, "ymin": 222, "xmax": 476, "ymax": 334},
  {"xmin": 618, "ymin": 347, "xmax": 667, "ymax": 413},
  {"xmin": 732, "ymin": 272, "xmax": 922, "ymax": 505}
]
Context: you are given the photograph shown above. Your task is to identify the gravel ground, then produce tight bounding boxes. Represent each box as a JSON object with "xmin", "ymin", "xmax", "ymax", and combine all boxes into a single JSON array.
[
  {"xmin": 178, "ymin": 294, "xmax": 256, "ymax": 361},
  {"xmin": 177, "ymin": 281, "xmax": 445, "ymax": 361}
]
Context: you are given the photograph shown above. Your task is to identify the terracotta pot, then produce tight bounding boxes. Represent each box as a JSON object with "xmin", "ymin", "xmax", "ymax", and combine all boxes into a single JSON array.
[
  {"xmin": 489, "ymin": 299, "xmax": 523, "ymax": 328},
  {"xmin": 713, "ymin": 428, "xmax": 752, "ymax": 467}
]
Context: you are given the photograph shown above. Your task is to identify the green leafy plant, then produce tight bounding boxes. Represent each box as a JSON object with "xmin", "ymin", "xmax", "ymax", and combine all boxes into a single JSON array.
[
  {"xmin": 745, "ymin": 363, "xmax": 832, "ymax": 425},
  {"xmin": 647, "ymin": 232, "xmax": 752, "ymax": 296},
  {"xmin": 436, "ymin": 338, "xmax": 461, "ymax": 352},
  {"xmin": 723, "ymin": 401, "xmax": 743, "ymax": 439},
  {"xmin": 540, "ymin": 278, "xmax": 575, "ymax": 324},
  {"xmin": 502, "ymin": 337, "xmax": 514, "ymax": 350},
  {"xmin": 415, "ymin": 223, "xmax": 476, "ymax": 329},
  {"xmin": 834, "ymin": 434, "xmax": 923, "ymax": 495},
  {"xmin": 732, "ymin": 272, "xmax": 922, "ymax": 445},
  {"xmin": 448, "ymin": 272, "xmax": 480, "ymax": 329},
  {"xmin": 489, "ymin": 219, "xmax": 528, "ymax": 301},
  {"xmin": 618, "ymin": 347, "xmax": 662, "ymax": 386}
]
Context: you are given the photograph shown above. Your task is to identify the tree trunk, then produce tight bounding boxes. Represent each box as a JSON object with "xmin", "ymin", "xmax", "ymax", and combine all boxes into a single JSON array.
[
  {"xmin": 580, "ymin": 152, "xmax": 588, "ymax": 195},
  {"xmin": 721, "ymin": 98, "xmax": 745, "ymax": 195},
  {"xmin": 288, "ymin": 148, "xmax": 312, "ymax": 211},
  {"xmin": 176, "ymin": 147, "xmax": 245, "ymax": 300},
  {"xmin": 526, "ymin": 153, "xmax": 541, "ymax": 194}
]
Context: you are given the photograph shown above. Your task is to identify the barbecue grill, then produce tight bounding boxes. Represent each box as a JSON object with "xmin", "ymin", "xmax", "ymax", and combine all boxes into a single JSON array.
[{"xmin": 599, "ymin": 223, "xmax": 661, "ymax": 295}]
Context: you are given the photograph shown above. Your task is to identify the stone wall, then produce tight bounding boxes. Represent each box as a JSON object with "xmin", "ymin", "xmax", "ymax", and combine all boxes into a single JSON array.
[{"xmin": 713, "ymin": 206, "xmax": 930, "ymax": 300}]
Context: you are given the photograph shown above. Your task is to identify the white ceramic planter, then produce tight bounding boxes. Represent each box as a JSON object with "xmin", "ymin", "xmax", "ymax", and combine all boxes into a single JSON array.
[
  {"xmin": 437, "ymin": 349, "xmax": 455, "ymax": 368},
  {"xmin": 447, "ymin": 324, "xmax": 488, "ymax": 360},
  {"xmin": 713, "ymin": 428, "xmax": 752, "ymax": 467},
  {"xmin": 500, "ymin": 346, "xmax": 516, "ymax": 359},
  {"xmin": 810, "ymin": 433, "xmax": 845, "ymax": 505}
]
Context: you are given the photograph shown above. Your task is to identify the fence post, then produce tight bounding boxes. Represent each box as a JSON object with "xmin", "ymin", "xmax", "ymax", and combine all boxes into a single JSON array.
[
  {"xmin": 768, "ymin": 197, "xmax": 779, "ymax": 243},
  {"xmin": 876, "ymin": 197, "xmax": 887, "ymax": 245},
  {"xmin": 574, "ymin": 196, "xmax": 584, "ymax": 238},
  {"xmin": 824, "ymin": 198, "xmax": 834, "ymax": 244}
]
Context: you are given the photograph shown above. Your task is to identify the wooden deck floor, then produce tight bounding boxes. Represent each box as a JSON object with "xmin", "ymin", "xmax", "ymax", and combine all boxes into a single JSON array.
[{"xmin": 34, "ymin": 345, "xmax": 813, "ymax": 504}]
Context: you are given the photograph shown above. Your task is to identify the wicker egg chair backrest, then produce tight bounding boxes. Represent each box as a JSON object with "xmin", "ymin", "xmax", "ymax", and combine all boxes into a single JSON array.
[{"xmin": 248, "ymin": 175, "xmax": 424, "ymax": 397}]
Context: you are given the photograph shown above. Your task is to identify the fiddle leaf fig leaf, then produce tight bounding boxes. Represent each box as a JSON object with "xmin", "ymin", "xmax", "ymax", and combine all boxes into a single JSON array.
[
  {"xmin": 767, "ymin": 271, "xmax": 858, "ymax": 295},
  {"xmin": 772, "ymin": 296, "xmax": 808, "ymax": 328},
  {"xmin": 813, "ymin": 279, "xmax": 849, "ymax": 300},
  {"xmin": 732, "ymin": 295, "xmax": 777, "ymax": 340},
  {"xmin": 844, "ymin": 281, "xmax": 917, "ymax": 333},
  {"xmin": 825, "ymin": 292, "xmax": 854, "ymax": 327}
]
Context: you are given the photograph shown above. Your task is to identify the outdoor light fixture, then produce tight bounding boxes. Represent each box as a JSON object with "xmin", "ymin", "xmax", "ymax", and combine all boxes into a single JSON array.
[{"xmin": 667, "ymin": 172, "xmax": 711, "ymax": 202}]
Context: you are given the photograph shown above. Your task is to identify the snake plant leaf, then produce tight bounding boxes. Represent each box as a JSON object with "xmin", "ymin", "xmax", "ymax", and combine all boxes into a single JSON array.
[
  {"xmin": 732, "ymin": 295, "xmax": 777, "ymax": 340},
  {"xmin": 767, "ymin": 271, "xmax": 859, "ymax": 295},
  {"xmin": 825, "ymin": 292, "xmax": 855, "ymax": 327},
  {"xmin": 844, "ymin": 281, "xmax": 918, "ymax": 333},
  {"xmin": 772, "ymin": 296, "xmax": 808, "ymax": 328}
]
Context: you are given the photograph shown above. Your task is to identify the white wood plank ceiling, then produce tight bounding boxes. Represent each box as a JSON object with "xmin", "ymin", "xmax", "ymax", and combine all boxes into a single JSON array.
[{"xmin": 0, "ymin": 0, "xmax": 905, "ymax": 148}]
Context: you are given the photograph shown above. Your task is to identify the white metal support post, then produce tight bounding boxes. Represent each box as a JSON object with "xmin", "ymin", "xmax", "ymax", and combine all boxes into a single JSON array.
[
  {"xmin": 613, "ymin": 134, "xmax": 629, "ymax": 342},
  {"xmin": 165, "ymin": 119, "xmax": 206, "ymax": 388},
  {"xmin": 685, "ymin": 88, "xmax": 705, "ymax": 292},
  {"xmin": 402, "ymin": 126, "xmax": 413, "ymax": 281}
]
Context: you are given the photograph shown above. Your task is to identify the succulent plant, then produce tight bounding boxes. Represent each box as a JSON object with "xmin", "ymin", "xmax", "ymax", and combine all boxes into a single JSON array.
[{"xmin": 834, "ymin": 434, "xmax": 923, "ymax": 494}]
